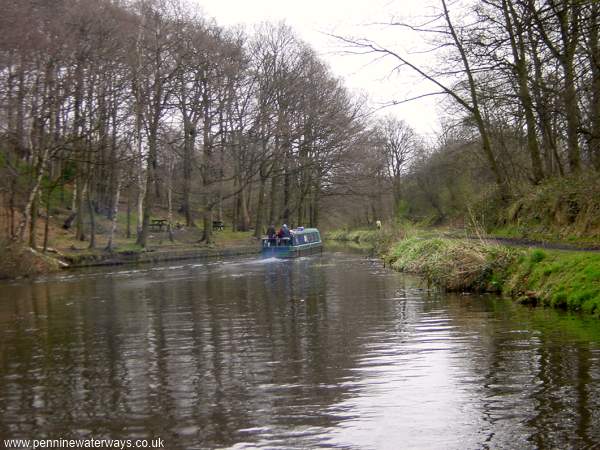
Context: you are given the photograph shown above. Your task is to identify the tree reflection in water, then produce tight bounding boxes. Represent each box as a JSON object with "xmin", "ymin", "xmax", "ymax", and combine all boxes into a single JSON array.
[{"xmin": 0, "ymin": 253, "xmax": 599, "ymax": 449}]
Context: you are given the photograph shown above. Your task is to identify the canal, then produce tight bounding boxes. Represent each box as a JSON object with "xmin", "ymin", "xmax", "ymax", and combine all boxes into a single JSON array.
[{"xmin": 1, "ymin": 250, "xmax": 600, "ymax": 449}]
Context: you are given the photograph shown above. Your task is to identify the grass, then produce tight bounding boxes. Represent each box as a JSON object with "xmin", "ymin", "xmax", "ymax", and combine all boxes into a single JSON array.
[
  {"xmin": 326, "ymin": 228, "xmax": 382, "ymax": 243},
  {"xmin": 213, "ymin": 228, "xmax": 253, "ymax": 244},
  {"xmin": 41, "ymin": 201, "xmax": 254, "ymax": 253},
  {"xmin": 384, "ymin": 236, "xmax": 518, "ymax": 292},
  {"xmin": 504, "ymin": 249, "xmax": 600, "ymax": 315}
]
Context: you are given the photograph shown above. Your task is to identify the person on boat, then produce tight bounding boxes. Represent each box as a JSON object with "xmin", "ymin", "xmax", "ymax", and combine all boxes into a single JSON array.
[
  {"xmin": 278, "ymin": 224, "xmax": 291, "ymax": 245},
  {"xmin": 267, "ymin": 224, "xmax": 277, "ymax": 246}
]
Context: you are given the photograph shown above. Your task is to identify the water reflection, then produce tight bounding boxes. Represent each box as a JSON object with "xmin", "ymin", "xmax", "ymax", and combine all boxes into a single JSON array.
[{"xmin": 0, "ymin": 252, "xmax": 599, "ymax": 449}]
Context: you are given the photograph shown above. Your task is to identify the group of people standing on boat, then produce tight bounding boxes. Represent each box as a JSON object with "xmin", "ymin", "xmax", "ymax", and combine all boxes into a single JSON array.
[{"xmin": 266, "ymin": 223, "xmax": 291, "ymax": 246}]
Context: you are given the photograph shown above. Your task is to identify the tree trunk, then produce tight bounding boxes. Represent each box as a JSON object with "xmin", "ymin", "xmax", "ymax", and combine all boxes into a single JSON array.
[
  {"xmin": 71, "ymin": 178, "xmax": 78, "ymax": 212},
  {"xmin": 136, "ymin": 128, "xmax": 158, "ymax": 248},
  {"xmin": 563, "ymin": 62, "xmax": 581, "ymax": 172},
  {"xmin": 269, "ymin": 163, "xmax": 278, "ymax": 225},
  {"xmin": 202, "ymin": 207, "xmax": 213, "ymax": 244},
  {"xmin": 17, "ymin": 147, "xmax": 49, "ymax": 244},
  {"xmin": 87, "ymin": 182, "xmax": 96, "ymax": 249},
  {"xmin": 16, "ymin": 57, "xmax": 25, "ymax": 154},
  {"xmin": 106, "ymin": 174, "xmax": 122, "ymax": 252},
  {"xmin": 136, "ymin": 169, "xmax": 145, "ymax": 237},
  {"xmin": 9, "ymin": 176, "xmax": 17, "ymax": 238},
  {"xmin": 502, "ymin": 0, "xmax": 544, "ymax": 183},
  {"xmin": 75, "ymin": 174, "xmax": 85, "ymax": 241},
  {"xmin": 529, "ymin": 26, "xmax": 562, "ymax": 176},
  {"xmin": 200, "ymin": 74, "xmax": 213, "ymax": 244},
  {"xmin": 254, "ymin": 174, "xmax": 267, "ymax": 238},
  {"xmin": 283, "ymin": 152, "xmax": 291, "ymax": 225},
  {"xmin": 182, "ymin": 120, "xmax": 195, "ymax": 226},
  {"xmin": 239, "ymin": 184, "xmax": 251, "ymax": 232},
  {"xmin": 442, "ymin": 0, "xmax": 507, "ymax": 198},
  {"xmin": 310, "ymin": 179, "xmax": 321, "ymax": 227},
  {"xmin": 107, "ymin": 83, "xmax": 119, "ymax": 219},
  {"xmin": 167, "ymin": 164, "xmax": 174, "ymax": 243},
  {"xmin": 29, "ymin": 193, "xmax": 39, "ymax": 249},
  {"xmin": 43, "ymin": 187, "xmax": 52, "ymax": 252},
  {"xmin": 126, "ymin": 189, "xmax": 131, "ymax": 239},
  {"xmin": 588, "ymin": 2, "xmax": 600, "ymax": 170}
]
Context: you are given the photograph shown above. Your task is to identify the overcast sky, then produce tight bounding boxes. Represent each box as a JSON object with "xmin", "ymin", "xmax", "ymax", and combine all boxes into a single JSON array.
[{"xmin": 190, "ymin": 0, "xmax": 442, "ymax": 137}]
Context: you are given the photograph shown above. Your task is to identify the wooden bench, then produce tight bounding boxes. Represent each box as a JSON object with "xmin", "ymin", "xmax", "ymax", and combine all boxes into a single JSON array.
[{"xmin": 150, "ymin": 218, "xmax": 168, "ymax": 232}]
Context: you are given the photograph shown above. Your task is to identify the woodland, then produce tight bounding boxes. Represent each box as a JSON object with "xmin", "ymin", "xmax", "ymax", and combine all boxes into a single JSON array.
[{"xmin": 0, "ymin": 0, "xmax": 599, "ymax": 259}]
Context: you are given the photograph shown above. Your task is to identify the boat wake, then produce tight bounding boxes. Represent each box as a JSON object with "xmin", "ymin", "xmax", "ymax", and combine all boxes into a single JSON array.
[{"xmin": 255, "ymin": 257, "xmax": 286, "ymax": 264}]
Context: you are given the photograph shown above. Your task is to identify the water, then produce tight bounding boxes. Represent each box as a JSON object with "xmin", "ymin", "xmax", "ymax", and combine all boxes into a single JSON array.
[{"xmin": 1, "ymin": 251, "xmax": 600, "ymax": 449}]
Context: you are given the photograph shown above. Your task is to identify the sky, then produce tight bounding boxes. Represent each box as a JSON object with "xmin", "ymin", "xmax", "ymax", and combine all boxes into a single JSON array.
[{"xmin": 190, "ymin": 0, "xmax": 443, "ymax": 137}]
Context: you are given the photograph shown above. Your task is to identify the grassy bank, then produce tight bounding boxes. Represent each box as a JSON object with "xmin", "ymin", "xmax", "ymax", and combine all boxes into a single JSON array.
[
  {"xmin": 60, "ymin": 228, "xmax": 256, "ymax": 266},
  {"xmin": 504, "ymin": 249, "xmax": 600, "ymax": 314},
  {"xmin": 326, "ymin": 228, "xmax": 384, "ymax": 244},
  {"xmin": 384, "ymin": 237, "xmax": 517, "ymax": 292},
  {"xmin": 62, "ymin": 243, "xmax": 259, "ymax": 268},
  {"xmin": 0, "ymin": 238, "xmax": 260, "ymax": 279},
  {"xmin": 325, "ymin": 227, "xmax": 402, "ymax": 254},
  {"xmin": 382, "ymin": 236, "xmax": 600, "ymax": 317},
  {"xmin": 328, "ymin": 228, "xmax": 600, "ymax": 317}
]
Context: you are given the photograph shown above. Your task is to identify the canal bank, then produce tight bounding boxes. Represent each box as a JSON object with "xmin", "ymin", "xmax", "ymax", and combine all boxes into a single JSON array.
[
  {"xmin": 327, "ymin": 229, "xmax": 600, "ymax": 317},
  {"xmin": 62, "ymin": 244, "xmax": 260, "ymax": 268},
  {"xmin": 0, "ymin": 240, "xmax": 260, "ymax": 279}
]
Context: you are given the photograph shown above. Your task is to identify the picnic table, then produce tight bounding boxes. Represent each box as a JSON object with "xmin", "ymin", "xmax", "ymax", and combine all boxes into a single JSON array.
[
  {"xmin": 212, "ymin": 220, "xmax": 224, "ymax": 231},
  {"xmin": 150, "ymin": 218, "xmax": 168, "ymax": 231}
]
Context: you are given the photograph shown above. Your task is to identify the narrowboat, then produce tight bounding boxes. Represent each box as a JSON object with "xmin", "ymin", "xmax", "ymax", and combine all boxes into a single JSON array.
[{"xmin": 261, "ymin": 227, "xmax": 323, "ymax": 258}]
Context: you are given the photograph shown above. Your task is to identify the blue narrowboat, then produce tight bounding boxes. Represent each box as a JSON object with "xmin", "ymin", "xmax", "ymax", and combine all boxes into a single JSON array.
[{"xmin": 261, "ymin": 227, "xmax": 323, "ymax": 258}]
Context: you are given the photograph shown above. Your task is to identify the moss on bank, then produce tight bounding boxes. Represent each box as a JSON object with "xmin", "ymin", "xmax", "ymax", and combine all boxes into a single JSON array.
[{"xmin": 504, "ymin": 249, "xmax": 600, "ymax": 315}]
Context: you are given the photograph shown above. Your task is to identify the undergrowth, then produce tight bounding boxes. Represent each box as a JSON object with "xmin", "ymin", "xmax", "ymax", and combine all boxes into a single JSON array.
[
  {"xmin": 486, "ymin": 171, "xmax": 600, "ymax": 242},
  {"xmin": 0, "ymin": 240, "xmax": 60, "ymax": 279}
]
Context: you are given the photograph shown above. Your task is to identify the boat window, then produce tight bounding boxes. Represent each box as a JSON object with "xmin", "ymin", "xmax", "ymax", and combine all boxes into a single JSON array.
[{"xmin": 296, "ymin": 235, "xmax": 305, "ymax": 244}]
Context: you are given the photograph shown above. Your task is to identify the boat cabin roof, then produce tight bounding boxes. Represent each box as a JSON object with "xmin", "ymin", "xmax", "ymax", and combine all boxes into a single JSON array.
[{"xmin": 293, "ymin": 227, "xmax": 320, "ymax": 235}]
